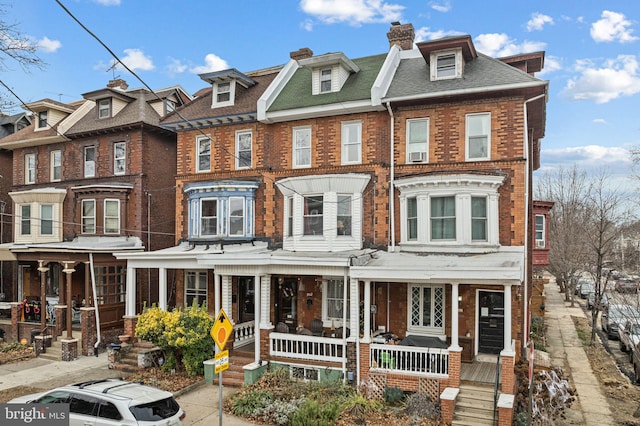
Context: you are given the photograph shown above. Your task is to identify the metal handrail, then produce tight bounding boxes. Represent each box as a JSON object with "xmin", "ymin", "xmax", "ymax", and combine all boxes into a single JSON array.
[{"xmin": 493, "ymin": 353, "xmax": 502, "ymax": 426}]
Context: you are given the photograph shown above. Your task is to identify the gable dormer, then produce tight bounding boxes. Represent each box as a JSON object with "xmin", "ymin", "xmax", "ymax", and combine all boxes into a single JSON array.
[
  {"xmin": 148, "ymin": 85, "xmax": 193, "ymax": 117},
  {"xmin": 199, "ymin": 69, "xmax": 256, "ymax": 109},
  {"xmin": 416, "ymin": 35, "xmax": 477, "ymax": 81},
  {"xmin": 297, "ymin": 52, "xmax": 360, "ymax": 95},
  {"xmin": 82, "ymin": 79, "xmax": 136, "ymax": 120},
  {"xmin": 26, "ymin": 99, "xmax": 75, "ymax": 132}
]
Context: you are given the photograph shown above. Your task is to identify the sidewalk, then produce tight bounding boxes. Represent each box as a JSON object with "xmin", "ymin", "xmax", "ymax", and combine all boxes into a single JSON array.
[
  {"xmin": 544, "ymin": 280, "xmax": 614, "ymax": 426},
  {"xmin": 0, "ymin": 351, "xmax": 256, "ymax": 425}
]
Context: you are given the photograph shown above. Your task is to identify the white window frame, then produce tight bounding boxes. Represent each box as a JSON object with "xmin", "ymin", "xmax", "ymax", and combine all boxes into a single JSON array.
[
  {"xmin": 20, "ymin": 204, "xmax": 31, "ymax": 236},
  {"xmin": 287, "ymin": 196, "xmax": 294, "ymax": 237},
  {"xmin": 293, "ymin": 126, "xmax": 311, "ymax": 168},
  {"xmin": 337, "ymin": 195, "xmax": 352, "ymax": 236},
  {"xmin": 114, "ymin": 141, "xmax": 126, "ymax": 175},
  {"xmin": 37, "ymin": 111, "xmax": 47, "ymax": 129},
  {"xmin": 50, "ymin": 150, "xmax": 61, "ymax": 182},
  {"xmin": 98, "ymin": 98, "xmax": 111, "ymax": 119},
  {"xmin": 236, "ymin": 130, "xmax": 252, "ymax": 169},
  {"xmin": 471, "ymin": 196, "xmax": 487, "ymax": 242},
  {"xmin": 84, "ymin": 146, "xmax": 95, "ymax": 178},
  {"xmin": 213, "ymin": 81, "xmax": 235, "ymax": 108},
  {"xmin": 228, "ymin": 196, "xmax": 245, "ymax": 237},
  {"xmin": 466, "ymin": 112, "xmax": 491, "ymax": 161},
  {"xmin": 303, "ymin": 195, "xmax": 323, "ymax": 236},
  {"xmin": 322, "ymin": 278, "xmax": 350, "ymax": 323},
  {"xmin": 196, "ymin": 136, "xmax": 211, "ymax": 173},
  {"xmin": 40, "ymin": 204, "xmax": 53, "ymax": 236},
  {"xmin": 104, "ymin": 199, "xmax": 120, "ymax": 234},
  {"xmin": 406, "ymin": 118, "xmax": 429, "ymax": 163},
  {"xmin": 341, "ymin": 121, "xmax": 362, "ymax": 165},
  {"xmin": 25, "ymin": 153, "xmax": 35, "ymax": 184},
  {"xmin": 430, "ymin": 195, "xmax": 456, "ymax": 241},
  {"xmin": 430, "ymin": 49, "xmax": 462, "ymax": 81},
  {"xmin": 407, "ymin": 284, "xmax": 445, "ymax": 335},
  {"xmin": 200, "ymin": 198, "xmax": 218, "ymax": 237},
  {"xmin": 407, "ymin": 197, "xmax": 418, "ymax": 241},
  {"xmin": 82, "ymin": 199, "xmax": 96, "ymax": 234},
  {"xmin": 320, "ymin": 68, "xmax": 332, "ymax": 93},
  {"xmin": 535, "ymin": 214, "xmax": 545, "ymax": 248},
  {"xmin": 185, "ymin": 271, "xmax": 208, "ymax": 307}
]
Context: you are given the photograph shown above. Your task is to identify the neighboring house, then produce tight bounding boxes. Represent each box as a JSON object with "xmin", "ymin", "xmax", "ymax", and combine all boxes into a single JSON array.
[
  {"xmin": 116, "ymin": 23, "xmax": 547, "ymax": 424},
  {"xmin": 0, "ymin": 79, "xmax": 191, "ymax": 357},
  {"xmin": 533, "ymin": 200, "xmax": 553, "ymax": 268},
  {"xmin": 0, "ymin": 112, "xmax": 31, "ymax": 138}
]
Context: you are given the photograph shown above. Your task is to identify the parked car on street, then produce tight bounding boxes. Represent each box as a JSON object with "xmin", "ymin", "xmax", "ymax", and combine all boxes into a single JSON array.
[
  {"xmin": 618, "ymin": 320, "xmax": 640, "ymax": 353},
  {"xmin": 575, "ymin": 278, "xmax": 592, "ymax": 296},
  {"xmin": 579, "ymin": 282, "xmax": 594, "ymax": 299},
  {"xmin": 615, "ymin": 277, "xmax": 639, "ymax": 294},
  {"xmin": 602, "ymin": 304, "xmax": 640, "ymax": 340},
  {"xmin": 588, "ymin": 291, "xmax": 608, "ymax": 310},
  {"xmin": 8, "ymin": 379, "xmax": 185, "ymax": 426}
]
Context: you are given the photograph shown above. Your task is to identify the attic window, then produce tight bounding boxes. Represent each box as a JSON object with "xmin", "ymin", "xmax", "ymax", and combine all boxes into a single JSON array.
[
  {"xmin": 37, "ymin": 111, "xmax": 47, "ymax": 129},
  {"xmin": 98, "ymin": 98, "xmax": 111, "ymax": 119},
  {"xmin": 213, "ymin": 81, "xmax": 235, "ymax": 107},
  {"xmin": 320, "ymin": 69, "xmax": 332, "ymax": 93},
  {"xmin": 430, "ymin": 49, "xmax": 463, "ymax": 81},
  {"xmin": 165, "ymin": 99, "xmax": 175, "ymax": 114}
]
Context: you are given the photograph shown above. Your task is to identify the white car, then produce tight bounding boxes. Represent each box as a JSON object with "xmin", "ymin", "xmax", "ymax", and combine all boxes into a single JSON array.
[{"xmin": 8, "ymin": 379, "xmax": 185, "ymax": 426}]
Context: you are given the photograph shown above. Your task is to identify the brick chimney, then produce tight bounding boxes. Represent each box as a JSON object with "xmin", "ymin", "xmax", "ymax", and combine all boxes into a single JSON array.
[
  {"xmin": 107, "ymin": 79, "xmax": 128, "ymax": 91},
  {"xmin": 387, "ymin": 22, "xmax": 415, "ymax": 50},
  {"xmin": 290, "ymin": 48, "xmax": 314, "ymax": 61}
]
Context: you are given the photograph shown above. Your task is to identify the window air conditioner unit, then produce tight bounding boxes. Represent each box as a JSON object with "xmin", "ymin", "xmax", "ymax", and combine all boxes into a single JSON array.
[
  {"xmin": 409, "ymin": 151, "xmax": 426, "ymax": 162},
  {"xmin": 535, "ymin": 240, "xmax": 545, "ymax": 248}
]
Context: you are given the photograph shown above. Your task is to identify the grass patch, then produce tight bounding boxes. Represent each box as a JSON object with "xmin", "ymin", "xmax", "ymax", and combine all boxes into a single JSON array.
[{"xmin": 572, "ymin": 316, "xmax": 591, "ymax": 346}]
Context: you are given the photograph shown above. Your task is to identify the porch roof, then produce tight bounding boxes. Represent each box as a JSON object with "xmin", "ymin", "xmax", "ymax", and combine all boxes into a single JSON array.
[
  {"xmin": 349, "ymin": 247, "xmax": 524, "ymax": 284},
  {"xmin": 5, "ymin": 236, "xmax": 143, "ymax": 254}
]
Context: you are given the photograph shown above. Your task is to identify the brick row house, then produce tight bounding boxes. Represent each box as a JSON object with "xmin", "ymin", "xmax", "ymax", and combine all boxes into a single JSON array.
[
  {"xmin": 0, "ymin": 81, "xmax": 191, "ymax": 357},
  {"xmin": 115, "ymin": 23, "xmax": 548, "ymax": 424}
]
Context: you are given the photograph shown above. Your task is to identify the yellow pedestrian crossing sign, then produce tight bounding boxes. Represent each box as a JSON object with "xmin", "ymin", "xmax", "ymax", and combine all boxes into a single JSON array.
[{"xmin": 211, "ymin": 308, "xmax": 233, "ymax": 350}]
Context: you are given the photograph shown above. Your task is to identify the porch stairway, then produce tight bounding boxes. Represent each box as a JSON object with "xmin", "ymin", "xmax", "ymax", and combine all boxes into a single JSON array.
[
  {"xmin": 111, "ymin": 341, "xmax": 159, "ymax": 374},
  {"xmin": 212, "ymin": 350, "xmax": 254, "ymax": 387},
  {"xmin": 452, "ymin": 382, "xmax": 497, "ymax": 426},
  {"xmin": 39, "ymin": 331, "xmax": 82, "ymax": 361}
]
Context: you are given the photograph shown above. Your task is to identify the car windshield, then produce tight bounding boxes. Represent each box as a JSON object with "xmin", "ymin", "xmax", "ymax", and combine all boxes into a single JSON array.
[
  {"xmin": 610, "ymin": 306, "xmax": 640, "ymax": 320},
  {"xmin": 129, "ymin": 396, "xmax": 180, "ymax": 421}
]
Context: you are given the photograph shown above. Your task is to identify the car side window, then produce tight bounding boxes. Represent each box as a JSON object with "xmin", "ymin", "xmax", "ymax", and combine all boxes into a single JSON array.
[
  {"xmin": 36, "ymin": 390, "xmax": 71, "ymax": 403},
  {"xmin": 69, "ymin": 393, "xmax": 98, "ymax": 416},
  {"xmin": 97, "ymin": 400, "xmax": 122, "ymax": 420}
]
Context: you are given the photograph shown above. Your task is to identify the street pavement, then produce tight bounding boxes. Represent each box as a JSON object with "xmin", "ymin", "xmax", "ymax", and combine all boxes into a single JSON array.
[{"xmin": 544, "ymin": 278, "xmax": 615, "ymax": 425}]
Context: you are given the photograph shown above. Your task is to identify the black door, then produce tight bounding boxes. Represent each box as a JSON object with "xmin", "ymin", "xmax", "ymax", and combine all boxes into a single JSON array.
[
  {"xmin": 478, "ymin": 291, "xmax": 504, "ymax": 354},
  {"xmin": 275, "ymin": 278, "xmax": 297, "ymax": 333},
  {"xmin": 238, "ymin": 277, "xmax": 255, "ymax": 323}
]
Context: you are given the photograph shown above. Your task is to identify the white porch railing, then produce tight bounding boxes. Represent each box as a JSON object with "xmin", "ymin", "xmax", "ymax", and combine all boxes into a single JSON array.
[
  {"xmin": 369, "ymin": 343, "xmax": 449, "ymax": 378},
  {"xmin": 270, "ymin": 332, "xmax": 346, "ymax": 363},
  {"xmin": 233, "ymin": 320, "xmax": 256, "ymax": 349}
]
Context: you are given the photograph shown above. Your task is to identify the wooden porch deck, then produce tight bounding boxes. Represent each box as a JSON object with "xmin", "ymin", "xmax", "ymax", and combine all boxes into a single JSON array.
[{"xmin": 460, "ymin": 361, "xmax": 498, "ymax": 384}]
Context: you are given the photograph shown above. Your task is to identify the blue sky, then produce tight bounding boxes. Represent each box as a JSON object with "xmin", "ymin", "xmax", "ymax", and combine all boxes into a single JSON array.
[{"xmin": 2, "ymin": 0, "xmax": 640, "ymax": 185}]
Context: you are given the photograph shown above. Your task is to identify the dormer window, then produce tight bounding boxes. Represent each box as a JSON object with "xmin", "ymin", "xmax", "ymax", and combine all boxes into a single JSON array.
[
  {"xmin": 320, "ymin": 69, "xmax": 332, "ymax": 93},
  {"xmin": 98, "ymin": 98, "xmax": 111, "ymax": 118},
  {"xmin": 430, "ymin": 49, "xmax": 462, "ymax": 81},
  {"xmin": 38, "ymin": 111, "xmax": 47, "ymax": 129},
  {"xmin": 165, "ymin": 99, "xmax": 175, "ymax": 114},
  {"xmin": 213, "ymin": 81, "xmax": 234, "ymax": 107},
  {"xmin": 200, "ymin": 69, "xmax": 256, "ymax": 109}
]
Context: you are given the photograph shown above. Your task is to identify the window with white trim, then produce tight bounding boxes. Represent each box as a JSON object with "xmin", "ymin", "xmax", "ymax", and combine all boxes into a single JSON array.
[
  {"xmin": 466, "ymin": 113, "xmax": 490, "ymax": 160},
  {"xmin": 114, "ymin": 142, "xmax": 126, "ymax": 175},
  {"xmin": 37, "ymin": 111, "xmax": 47, "ymax": 129},
  {"xmin": 20, "ymin": 205, "xmax": 31, "ymax": 236},
  {"xmin": 337, "ymin": 195, "xmax": 352, "ymax": 236},
  {"xmin": 320, "ymin": 69, "xmax": 332, "ymax": 93},
  {"xmin": 213, "ymin": 81, "xmax": 234, "ymax": 107},
  {"xmin": 201, "ymin": 199, "xmax": 217, "ymax": 236},
  {"xmin": 431, "ymin": 196, "xmax": 456, "ymax": 240},
  {"xmin": 196, "ymin": 136, "xmax": 211, "ymax": 172},
  {"xmin": 82, "ymin": 199, "xmax": 96, "ymax": 234},
  {"xmin": 228, "ymin": 197, "xmax": 245, "ymax": 236},
  {"xmin": 341, "ymin": 121, "xmax": 361, "ymax": 165},
  {"xmin": 535, "ymin": 214, "xmax": 545, "ymax": 248},
  {"xmin": 407, "ymin": 197, "xmax": 417, "ymax": 241},
  {"xmin": 324, "ymin": 279, "xmax": 350, "ymax": 321},
  {"xmin": 236, "ymin": 130, "xmax": 252, "ymax": 169},
  {"xmin": 98, "ymin": 98, "xmax": 111, "ymax": 119},
  {"xmin": 25, "ymin": 153, "xmax": 35, "ymax": 184},
  {"xmin": 40, "ymin": 204, "xmax": 53, "ymax": 235},
  {"xmin": 84, "ymin": 146, "xmax": 95, "ymax": 177},
  {"xmin": 408, "ymin": 284, "xmax": 444, "ymax": 334},
  {"xmin": 430, "ymin": 49, "xmax": 462, "ymax": 81},
  {"xmin": 293, "ymin": 127, "xmax": 311, "ymax": 168},
  {"xmin": 407, "ymin": 118, "xmax": 428, "ymax": 163},
  {"xmin": 303, "ymin": 196, "xmax": 323, "ymax": 236},
  {"xmin": 50, "ymin": 150, "xmax": 61, "ymax": 181},
  {"xmin": 287, "ymin": 196, "xmax": 294, "ymax": 237},
  {"xmin": 104, "ymin": 199, "xmax": 120, "ymax": 234},
  {"xmin": 471, "ymin": 197, "xmax": 487, "ymax": 241},
  {"xmin": 185, "ymin": 271, "xmax": 207, "ymax": 306}
]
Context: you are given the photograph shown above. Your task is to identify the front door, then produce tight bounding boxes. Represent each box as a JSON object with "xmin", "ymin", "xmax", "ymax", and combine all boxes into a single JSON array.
[
  {"xmin": 238, "ymin": 276, "xmax": 255, "ymax": 323},
  {"xmin": 275, "ymin": 278, "xmax": 297, "ymax": 333},
  {"xmin": 478, "ymin": 291, "xmax": 504, "ymax": 354}
]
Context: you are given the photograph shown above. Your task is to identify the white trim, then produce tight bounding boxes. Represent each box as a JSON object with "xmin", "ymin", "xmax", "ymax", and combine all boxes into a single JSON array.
[
  {"xmin": 196, "ymin": 135, "xmax": 211, "ymax": 173},
  {"xmin": 50, "ymin": 149, "xmax": 61, "ymax": 182},
  {"xmin": 465, "ymin": 112, "xmax": 491, "ymax": 161},
  {"xmin": 103, "ymin": 198, "xmax": 120, "ymax": 234},
  {"xmin": 212, "ymin": 80, "xmax": 235, "ymax": 108},
  {"xmin": 292, "ymin": 126, "xmax": 312, "ymax": 168},
  {"xmin": 25, "ymin": 153, "xmax": 35, "ymax": 184},
  {"xmin": 341, "ymin": 120, "xmax": 362, "ymax": 165},
  {"xmin": 235, "ymin": 129, "xmax": 252, "ymax": 170}
]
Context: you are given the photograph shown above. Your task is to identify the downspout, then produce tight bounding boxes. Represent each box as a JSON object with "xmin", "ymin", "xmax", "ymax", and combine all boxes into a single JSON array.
[
  {"xmin": 386, "ymin": 102, "xmax": 395, "ymax": 252},
  {"xmin": 343, "ymin": 269, "xmax": 348, "ymax": 384},
  {"xmin": 89, "ymin": 253, "xmax": 101, "ymax": 356},
  {"xmin": 523, "ymin": 93, "xmax": 546, "ymax": 357}
]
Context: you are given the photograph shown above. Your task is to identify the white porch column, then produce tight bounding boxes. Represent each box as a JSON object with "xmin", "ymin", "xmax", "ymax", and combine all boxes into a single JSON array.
[
  {"xmin": 158, "ymin": 267, "xmax": 167, "ymax": 311},
  {"xmin": 363, "ymin": 280, "xmax": 371, "ymax": 343},
  {"xmin": 254, "ymin": 274, "xmax": 261, "ymax": 364},
  {"xmin": 214, "ymin": 273, "xmax": 221, "ymax": 314},
  {"xmin": 450, "ymin": 282, "xmax": 461, "ymax": 350},
  {"xmin": 125, "ymin": 266, "xmax": 136, "ymax": 316},
  {"xmin": 349, "ymin": 277, "xmax": 359, "ymax": 341},
  {"xmin": 503, "ymin": 283, "xmax": 513, "ymax": 354},
  {"xmin": 221, "ymin": 275, "xmax": 233, "ymax": 318},
  {"xmin": 260, "ymin": 275, "xmax": 272, "ymax": 329}
]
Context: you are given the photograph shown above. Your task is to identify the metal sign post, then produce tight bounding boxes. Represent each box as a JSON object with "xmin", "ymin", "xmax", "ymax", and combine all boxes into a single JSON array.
[{"xmin": 210, "ymin": 309, "xmax": 232, "ymax": 426}]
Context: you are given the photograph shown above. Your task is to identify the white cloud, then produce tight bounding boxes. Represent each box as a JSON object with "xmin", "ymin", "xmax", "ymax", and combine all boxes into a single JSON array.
[
  {"xmin": 115, "ymin": 48, "xmax": 154, "ymax": 71},
  {"xmin": 526, "ymin": 13, "xmax": 554, "ymax": 32},
  {"xmin": 299, "ymin": 0, "xmax": 404, "ymax": 25},
  {"xmin": 563, "ymin": 55, "xmax": 640, "ymax": 103},
  {"xmin": 37, "ymin": 36, "xmax": 61, "ymax": 53},
  {"xmin": 593, "ymin": 118, "xmax": 607, "ymax": 124},
  {"xmin": 301, "ymin": 19, "xmax": 314, "ymax": 32},
  {"xmin": 190, "ymin": 53, "xmax": 229, "ymax": 74},
  {"xmin": 591, "ymin": 10, "xmax": 638, "ymax": 43},
  {"xmin": 93, "ymin": 0, "xmax": 121, "ymax": 5},
  {"xmin": 429, "ymin": 1, "xmax": 450, "ymax": 13},
  {"xmin": 166, "ymin": 58, "xmax": 187, "ymax": 75},
  {"xmin": 474, "ymin": 33, "xmax": 546, "ymax": 57},
  {"xmin": 414, "ymin": 27, "xmax": 464, "ymax": 43},
  {"xmin": 537, "ymin": 55, "xmax": 562, "ymax": 76}
]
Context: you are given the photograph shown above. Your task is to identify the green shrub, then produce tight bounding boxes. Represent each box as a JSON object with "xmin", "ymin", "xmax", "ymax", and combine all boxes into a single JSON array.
[
  {"xmin": 383, "ymin": 386, "xmax": 405, "ymax": 404},
  {"xmin": 291, "ymin": 399, "xmax": 341, "ymax": 426},
  {"xmin": 230, "ymin": 389, "xmax": 274, "ymax": 417}
]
